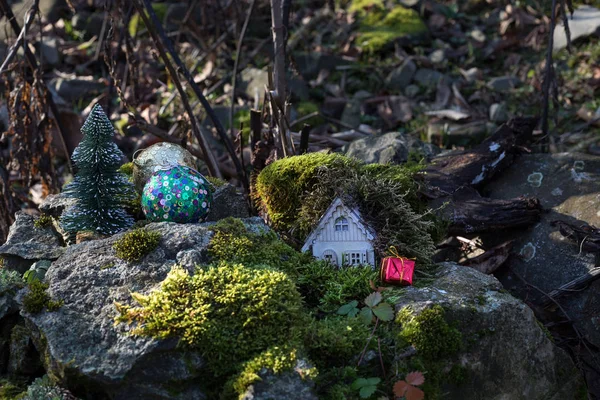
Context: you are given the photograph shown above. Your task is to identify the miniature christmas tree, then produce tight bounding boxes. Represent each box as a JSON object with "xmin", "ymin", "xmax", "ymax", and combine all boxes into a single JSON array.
[{"xmin": 60, "ymin": 104, "xmax": 136, "ymax": 235}]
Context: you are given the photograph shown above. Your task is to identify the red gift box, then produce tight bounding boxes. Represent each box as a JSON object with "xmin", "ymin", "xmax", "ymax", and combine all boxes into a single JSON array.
[{"xmin": 380, "ymin": 251, "xmax": 415, "ymax": 286}]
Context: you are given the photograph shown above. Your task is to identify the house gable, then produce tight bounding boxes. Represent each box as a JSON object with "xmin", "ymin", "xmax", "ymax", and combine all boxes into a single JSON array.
[{"xmin": 301, "ymin": 197, "xmax": 374, "ymax": 252}]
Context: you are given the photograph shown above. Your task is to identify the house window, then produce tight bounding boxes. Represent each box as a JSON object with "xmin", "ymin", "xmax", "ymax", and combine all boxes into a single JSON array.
[
  {"xmin": 322, "ymin": 249, "xmax": 338, "ymax": 266},
  {"xmin": 344, "ymin": 251, "xmax": 366, "ymax": 266},
  {"xmin": 335, "ymin": 216, "xmax": 349, "ymax": 232}
]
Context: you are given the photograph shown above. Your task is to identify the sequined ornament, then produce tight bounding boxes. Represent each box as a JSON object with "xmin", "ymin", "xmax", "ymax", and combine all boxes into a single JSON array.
[
  {"xmin": 132, "ymin": 142, "xmax": 197, "ymax": 193},
  {"xmin": 142, "ymin": 165, "xmax": 212, "ymax": 223}
]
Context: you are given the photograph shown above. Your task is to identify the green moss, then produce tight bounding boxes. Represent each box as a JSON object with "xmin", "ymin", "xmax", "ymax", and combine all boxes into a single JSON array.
[
  {"xmin": 536, "ymin": 319, "xmax": 554, "ymax": 343},
  {"xmin": 222, "ymin": 345, "xmax": 316, "ymax": 399},
  {"xmin": 397, "ymin": 305, "xmax": 462, "ymax": 360},
  {"xmin": 0, "ymin": 377, "xmax": 27, "ymax": 399},
  {"xmin": 22, "ymin": 281, "xmax": 63, "ymax": 314},
  {"xmin": 314, "ymin": 366, "xmax": 360, "ymax": 400},
  {"xmin": 208, "ymin": 218, "xmax": 376, "ymax": 311},
  {"xmin": 233, "ymin": 109, "xmax": 251, "ymax": 146},
  {"xmin": 119, "ymin": 162, "xmax": 134, "ymax": 177},
  {"xmin": 100, "ymin": 262, "xmax": 115, "ymax": 270},
  {"xmin": 33, "ymin": 214, "xmax": 53, "ymax": 229},
  {"xmin": 115, "ymin": 263, "xmax": 305, "ymax": 377},
  {"xmin": 0, "ymin": 268, "xmax": 24, "ymax": 295},
  {"xmin": 296, "ymin": 102, "xmax": 324, "ymax": 127},
  {"xmin": 207, "ymin": 176, "xmax": 228, "ymax": 190},
  {"xmin": 448, "ymin": 364, "xmax": 468, "ymax": 385},
  {"xmin": 255, "ymin": 154, "xmax": 435, "ymax": 266},
  {"xmin": 351, "ymin": 1, "xmax": 427, "ymax": 53},
  {"xmin": 113, "ymin": 229, "xmax": 161, "ymax": 263},
  {"xmin": 303, "ymin": 316, "xmax": 371, "ymax": 369}
]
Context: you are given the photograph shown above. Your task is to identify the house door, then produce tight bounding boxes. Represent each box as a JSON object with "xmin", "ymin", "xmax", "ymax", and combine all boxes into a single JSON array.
[{"xmin": 322, "ymin": 249, "xmax": 338, "ymax": 266}]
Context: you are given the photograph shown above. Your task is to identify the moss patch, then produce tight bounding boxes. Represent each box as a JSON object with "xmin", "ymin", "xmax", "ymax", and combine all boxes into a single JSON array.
[
  {"xmin": 119, "ymin": 162, "xmax": 134, "ymax": 178},
  {"xmin": 254, "ymin": 153, "xmax": 437, "ymax": 266},
  {"xmin": 115, "ymin": 263, "xmax": 305, "ymax": 377},
  {"xmin": 350, "ymin": 0, "xmax": 427, "ymax": 53},
  {"xmin": 33, "ymin": 214, "xmax": 53, "ymax": 229},
  {"xmin": 113, "ymin": 229, "xmax": 161, "ymax": 263},
  {"xmin": 22, "ymin": 281, "xmax": 63, "ymax": 314}
]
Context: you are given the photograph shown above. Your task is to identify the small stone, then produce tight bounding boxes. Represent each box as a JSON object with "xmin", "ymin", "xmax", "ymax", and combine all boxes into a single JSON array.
[
  {"xmin": 489, "ymin": 103, "xmax": 509, "ymax": 123},
  {"xmin": 487, "ymin": 76, "xmax": 521, "ymax": 92},
  {"xmin": 340, "ymin": 91, "xmax": 371, "ymax": 129},
  {"xmin": 404, "ymin": 84, "xmax": 420, "ymax": 98},
  {"xmin": 429, "ymin": 49, "xmax": 446, "ymax": 64},
  {"xmin": 344, "ymin": 131, "xmax": 440, "ymax": 164},
  {"xmin": 385, "ymin": 59, "xmax": 417, "ymax": 91},
  {"xmin": 413, "ymin": 68, "xmax": 450, "ymax": 88},
  {"xmin": 38, "ymin": 38, "xmax": 60, "ymax": 68},
  {"xmin": 205, "ymin": 184, "xmax": 250, "ymax": 222},
  {"xmin": 239, "ymin": 68, "xmax": 269, "ymax": 103},
  {"xmin": 553, "ymin": 6, "xmax": 600, "ymax": 51},
  {"xmin": 460, "ymin": 67, "xmax": 482, "ymax": 83},
  {"xmin": 39, "ymin": 193, "xmax": 76, "ymax": 218},
  {"xmin": 470, "ymin": 28, "xmax": 486, "ymax": 43}
]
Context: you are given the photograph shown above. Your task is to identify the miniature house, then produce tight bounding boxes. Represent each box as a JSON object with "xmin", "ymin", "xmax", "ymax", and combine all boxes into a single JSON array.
[{"xmin": 301, "ymin": 197, "xmax": 376, "ymax": 268}]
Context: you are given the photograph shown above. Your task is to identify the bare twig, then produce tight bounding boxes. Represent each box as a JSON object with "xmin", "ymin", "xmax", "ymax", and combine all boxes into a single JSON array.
[
  {"xmin": 229, "ymin": 0, "xmax": 256, "ymax": 141},
  {"xmin": 299, "ymin": 124, "xmax": 310, "ymax": 154},
  {"xmin": 0, "ymin": 7, "xmax": 36, "ymax": 74},
  {"xmin": 357, "ymin": 318, "xmax": 379, "ymax": 367},
  {"xmin": 133, "ymin": 0, "xmax": 221, "ymax": 178},
  {"xmin": 138, "ymin": 0, "xmax": 247, "ymax": 189}
]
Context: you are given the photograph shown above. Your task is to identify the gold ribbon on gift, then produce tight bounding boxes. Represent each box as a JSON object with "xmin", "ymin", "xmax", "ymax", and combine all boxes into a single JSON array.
[{"xmin": 381, "ymin": 246, "xmax": 415, "ymax": 284}]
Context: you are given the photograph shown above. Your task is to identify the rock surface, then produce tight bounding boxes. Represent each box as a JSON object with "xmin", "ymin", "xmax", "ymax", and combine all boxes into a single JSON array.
[
  {"xmin": 385, "ymin": 59, "xmax": 417, "ymax": 91},
  {"xmin": 395, "ymin": 263, "xmax": 583, "ymax": 400},
  {"xmin": 484, "ymin": 153, "xmax": 600, "ymax": 351},
  {"xmin": 0, "ymin": 212, "xmax": 65, "ymax": 273},
  {"xmin": 344, "ymin": 131, "xmax": 439, "ymax": 164},
  {"xmin": 205, "ymin": 184, "xmax": 250, "ymax": 222},
  {"xmin": 39, "ymin": 193, "xmax": 77, "ymax": 218},
  {"xmin": 554, "ymin": 6, "xmax": 600, "ymax": 51},
  {"xmin": 240, "ymin": 359, "xmax": 318, "ymax": 400},
  {"xmin": 19, "ymin": 218, "xmax": 266, "ymax": 399}
]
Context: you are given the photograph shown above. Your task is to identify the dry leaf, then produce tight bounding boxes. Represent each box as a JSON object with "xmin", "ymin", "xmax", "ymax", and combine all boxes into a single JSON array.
[
  {"xmin": 393, "ymin": 381, "xmax": 409, "ymax": 397},
  {"xmin": 405, "ymin": 386, "xmax": 425, "ymax": 400},
  {"xmin": 405, "ymin": 371, "xmax": 425, "ymax": 386}
]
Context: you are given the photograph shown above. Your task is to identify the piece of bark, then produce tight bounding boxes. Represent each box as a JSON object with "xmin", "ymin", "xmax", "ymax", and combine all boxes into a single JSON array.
[
  {"xmin": 447, "ymin": 196, "xmax": 543, "ymax": 235},
  {"xmin": 541, "ymin": 267, "xmax": 600, "ymax": 308},
  {"xmin": 551, "ymin": 220, "xmax": 600, "ymax": 253},
  {"xmin": 421, "ymin": 117, "xmax": 538, "ymax": 198},
  {"xmin": 461, "ymin": 240, "xmax": 513, "ymax": 274}
]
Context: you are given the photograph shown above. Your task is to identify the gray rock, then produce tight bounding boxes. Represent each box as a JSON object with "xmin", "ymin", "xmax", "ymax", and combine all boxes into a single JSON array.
[
  {"xmin": 414, "ymin": 68, "xmax": 450, "ymax": 88},
  {"xmin": 239, "ymin": 68, "xmax": 269, "ymax": 104},
  {"xmin": 70, "ymin": 11, "xmax": 106, "ymax": 39},
  {"xmin": 0, "ymin": 0, "xmax": 67, "ymax": 41},
  {"xmin": 395, "ymin": 263, "xmax": 583, "ymax": 399},
  {"xmin": 487, "ymin": 76, "xmax": 521, "ymax": 92},
  {"xmin": 0, "ymin": 212, "xmax": 65, "ymax": 273},
  {"xmin": 288, "ymin": 77, "xmax": 310, "ymax": 101},
  {"xmin": 39, "ymin": 193, "xmax": 76, "ymax": 218},
  {"xmin": 294, "ymin": 53, "xmax": 352, "ymax": 80},
  {"xmin": 427, "ymin": 120, "xmax": 491, "ymax": 147},
  {"xmin": 484, "ymin": 153, "xmax": 600, "ymax": 350},
  {"xmin": 404, "ymin": 84, "xmax": 420, "ymax": 98},
  {"xmin": 554, "ymin": 6, "xmax": 600, "ymax": 51},
  {"xmin": 240, "ymin": 358, "xmax": 318, "ymax": 400},
  {"xmin": 344, "ymin": 131, "xmax": 440, "ymax": 164},
  {"xmin": 20, "ymin": 218, "xmax": 267, "ymax": 399},
  {"xmin": 489, "ymin": 102, "xmax": 509, "ymax": 123},
  {"xmin": 48, "ymin": 77, "xmax": 106, "ymax": 103},
  {"xmin": 8, "ymin": 322, "xmax": 41, "ymax": 376},
  {"xmin": 429, "ymin": 49, "xmax": 446, "ymax": 64},
  {"xmin": 205, "ymin": 184, "xmax": 250, "ymax": 222},
  {"xmin": 340, "ymin": 90, "xmax": 371, "ymax": 129},
  {"xmin": 385, "ymin": 59, "xmax": 417, "ymax": 92},
  {"xmin": 37, "ymin": 38, "xmax": 60, "ymax": 68}
]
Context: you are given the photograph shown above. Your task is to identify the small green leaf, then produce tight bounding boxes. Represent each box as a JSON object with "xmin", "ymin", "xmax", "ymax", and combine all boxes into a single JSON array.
[
  {"xmin": 352, "ymin": 378, "xmax": 369, "ymax": 390},
  {"xmin": 347, "ymin": 307, "xmax": 360, "ymax": 318},
  {"xmin": 337, "ymin": 300, "xmax": 359, "ymax": 316},
  {"xmin": 366, "ymin": 377, "xmax": 381, "ymax": 386},
  {"xmin": 372, "ymin": 302, "xmax": 394, "ymax": 322},
  {"xmin": 359, "ymin": 307, "xmax": 373, "ymax": 325},
  {"xmin": 364, "ymin": 292, "xmax": 382, "ymax": 308},
  {"xmin": 359, "ymin": 384, "xmax": 378, "ymax": 398}
]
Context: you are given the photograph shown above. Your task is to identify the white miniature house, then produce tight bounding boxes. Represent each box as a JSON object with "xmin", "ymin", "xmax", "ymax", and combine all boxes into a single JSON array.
[{"xmin": 301, "ymin": 197, "xmax": 376, "ymax": 268}]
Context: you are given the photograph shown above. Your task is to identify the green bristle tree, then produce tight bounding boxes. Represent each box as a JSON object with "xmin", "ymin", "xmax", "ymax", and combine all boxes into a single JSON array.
[{"xmin": 60, "ymin": 104, "xmax": 136, "ymax": 235}]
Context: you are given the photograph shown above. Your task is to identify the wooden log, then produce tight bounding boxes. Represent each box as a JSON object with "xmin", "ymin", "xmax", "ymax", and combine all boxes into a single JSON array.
[{"xmin": 551, "ymin": 220, "xmax": 600, "ymax": 253}]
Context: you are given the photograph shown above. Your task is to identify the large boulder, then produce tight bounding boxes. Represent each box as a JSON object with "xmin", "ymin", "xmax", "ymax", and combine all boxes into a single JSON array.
[
  {"xmin": 0, "ymin": 212, "xmax": 65, "ymax": 273},
  {"xmin": 394, "ymin": 263, "xmax": 583, "ymax": 399},
  {"xmin": 19, "ymin": 218, "xmax": 266, "ymax": 400},
  {"xmin": 484, "ymin": 154, "xmax": 600, "ymax": 338},
  {"xmin": 344, "ymin": 131, "xmax": 440, "ymax": 164}
]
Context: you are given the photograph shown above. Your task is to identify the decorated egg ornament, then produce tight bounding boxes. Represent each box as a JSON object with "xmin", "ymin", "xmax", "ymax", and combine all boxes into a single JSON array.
[{"xmin": 142, "ymin": 165, "xmax": 212, "ymax": 223}]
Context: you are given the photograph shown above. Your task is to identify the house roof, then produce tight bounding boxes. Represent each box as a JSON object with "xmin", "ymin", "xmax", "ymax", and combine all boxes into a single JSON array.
[{"xmin": 301, "ymin": 196, "xmax": 375, "ymax": 252}]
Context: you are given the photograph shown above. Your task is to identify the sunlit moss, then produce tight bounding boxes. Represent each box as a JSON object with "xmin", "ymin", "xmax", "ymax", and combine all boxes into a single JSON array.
[{"xmin": 113, "ymin": 229, "xmax": 161, "ymax": 263}]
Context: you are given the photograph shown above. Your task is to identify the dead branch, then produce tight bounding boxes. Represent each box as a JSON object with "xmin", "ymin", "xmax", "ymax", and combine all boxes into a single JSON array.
[
  {"xmin": 0, "ymin": 6, "xmax": 36, "ymax": 74},
  {"xmin": 138, "ymin": 0, "xmax": 248, "ymax": 190},
  {"xmin": 541, "ymin": 268, "xmax": 600, "ymax": 308}
]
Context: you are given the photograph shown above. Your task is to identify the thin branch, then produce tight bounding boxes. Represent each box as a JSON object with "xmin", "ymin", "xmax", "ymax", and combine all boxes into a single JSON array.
[
  {"xmin": 139, "ymin": 0, "xmax": 247, "ymax": 190},
  {"xmin": 132, "ymin": 0, "xmax": 222, "ymax": 178},
  {"xmin": 229, "ymin": 0, "xmax": 256, "ymax": 141},
  {"xmin": 0, "ymin": 7, "xmax": 36, "ymax": 74},
  {"xmin": 357, "ymin": 318, "xmax": 379, "ymax": 367}
]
